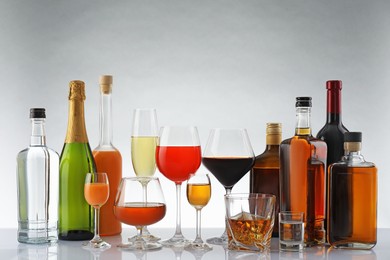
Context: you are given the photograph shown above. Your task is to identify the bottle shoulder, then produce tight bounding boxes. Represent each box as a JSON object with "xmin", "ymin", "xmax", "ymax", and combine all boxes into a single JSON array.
[
  {"xmin": 331, "ymin": 154, "xmax": 376, "ymax": 168},
  {"xmin": 17, "ymin": 146, "xmax": 59, "ymax": 160},
  {"xmin": 254, "ymin": 148, "xmax": 279, "ymax": 167},
  {"xmin": 281, "ymin": 135, "xmax": 327, "ymax": 147},
  {"xmin": 317, "ymin": 123, "xmax": 348, "ymax": 138}
]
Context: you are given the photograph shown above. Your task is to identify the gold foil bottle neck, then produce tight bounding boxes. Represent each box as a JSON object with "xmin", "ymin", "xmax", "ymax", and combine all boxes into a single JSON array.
[
  {"xmin": 99, "ymin": 75, "xmax": 112, "ymax": 94},
  {"xmin": 266, "ymin": 122, "xmax": 282, "ymax": 145},
  {"xmin": 69, "ymin": 80, "xmax": 86, "ymax": 100},
  {"xmin": 65, "ymin": 80, "xmax": 88, "ymax": 143}
]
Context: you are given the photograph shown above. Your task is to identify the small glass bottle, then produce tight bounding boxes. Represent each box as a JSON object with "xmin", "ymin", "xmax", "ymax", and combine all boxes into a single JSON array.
[
  {"xmin": 17, "ymin": 108, "xmax": 59, "ymax": 244},
  {"xmin": 93, "ymin": 75, "xmax": 122, "ymax": 236},
  {"xmin": 328, "ymin": 132, "xmax": 377, "ymax": 249},
  {"xmin": 280, "ymin": 97, "xmax": 327, "ymax": 246},
  {"xmin": 250, "ymin": 122, "xmax": 282, "ymax": 237}
]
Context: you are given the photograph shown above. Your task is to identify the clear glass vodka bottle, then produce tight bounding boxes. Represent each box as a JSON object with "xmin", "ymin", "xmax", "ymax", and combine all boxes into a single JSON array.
[{"xmin": 17, "ymin": 108, "xmax": 59, "ymax": 244}]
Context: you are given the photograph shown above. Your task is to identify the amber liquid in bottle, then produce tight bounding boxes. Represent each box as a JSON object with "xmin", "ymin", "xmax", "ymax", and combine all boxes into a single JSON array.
[
  {"xmin": 280, "ymin": 98, "xmax": 327, "ymax": 246},
  {"xmin": 328, "ymin": 132, "xmax": 377, "ymax": 249},
  {"xmin": 250, "ymin": 123, "xmax": 281, "ymax": 237}
]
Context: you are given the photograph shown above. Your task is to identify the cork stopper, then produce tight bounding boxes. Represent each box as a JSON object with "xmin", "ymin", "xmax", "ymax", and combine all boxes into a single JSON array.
[
  {"xmin": 99, "ymin": 75, "xmax": 113, "ymax": 94},
  {"xmin": 344, "ymin": 132, "xmax": 362, "ymax": 152},
  {"xmin": 266, "ymin": 123, "xmax": 282, "ymax": 145},
  {"xmin": 69, "ymin": 80, "xmax": 86, "ymax": 101}
]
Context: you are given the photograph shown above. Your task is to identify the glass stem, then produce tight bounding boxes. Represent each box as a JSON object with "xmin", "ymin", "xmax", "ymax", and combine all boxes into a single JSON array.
[
  {"xmin": 93, "ymin": 207, "xmax": 101, "ymax": 241},
  {"xmin": 194, "ymin": 209, "xmax": 203, "ymax": 243},
  {"xmin": 174, "ymin": 183, "xmax": 183, "ymax": 236}
]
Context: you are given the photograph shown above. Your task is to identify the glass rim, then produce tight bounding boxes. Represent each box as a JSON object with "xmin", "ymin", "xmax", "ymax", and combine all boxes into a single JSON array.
[
  {"xmin": 121, "ymin": 176, "xmax": 159, "ymax": 181},
  {"xmin": 133, "ymin": 108, "xmax": 157, "ymax": 111},
  {"xmin": 279, "ymin": 211, "xmax": 304, "ymax": 216},
  {"xmin": 224, "ymin": 193, "xmax": 276, "ymax": 199}
]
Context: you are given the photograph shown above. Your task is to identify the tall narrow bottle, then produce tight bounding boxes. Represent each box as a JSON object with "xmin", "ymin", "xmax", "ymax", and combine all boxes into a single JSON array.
[
  {"xmin": 93, "ymin": 75, "xmax": 122, "ymax": 236},
  {"xmin": 17, "ymin": 108, "xmax": 59, "ymax": 244},
  {"xmin": 59, "ymin": 80, "xmax": 95, "ymax": 241},
  {"xmin": 250, "ymin": 122, "xmax": 282, "ymax": 237},
  {"xmin": 280, "ymin": 97, "xmax": 327, "ymax": 246},
  {"xmin": 328, "ymin": 132, "xmax": 377, "ymax": 249}
]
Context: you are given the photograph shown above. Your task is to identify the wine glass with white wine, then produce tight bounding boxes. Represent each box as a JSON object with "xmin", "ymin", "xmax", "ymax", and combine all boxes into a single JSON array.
[{"xmin": 130, "ymin": 108, "xmax": 159, "ymax": 242}]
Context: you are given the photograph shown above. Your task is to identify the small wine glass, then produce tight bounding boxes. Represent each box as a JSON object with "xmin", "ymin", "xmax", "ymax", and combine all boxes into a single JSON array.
[
  {"xmin": 202, "ymin": 128, "xmax": 255, "ymax": 245},
  {"xmin": 131, "ymin": 108, "xmax": 159, "ymax": 242},
  {"xmin": 156, "ymin": 126, "xmax": 202, "ymax": 247},
  {"xmin": 114, "ymin": 177, "xmax": 166, "ymax": 250},
  {"xmin": 185, "ymin": 174, "xmax": 213, "ymax": 251},
  {"xmin": 83, "ymin": 172, "xmax": 110, "ymax": 249}
]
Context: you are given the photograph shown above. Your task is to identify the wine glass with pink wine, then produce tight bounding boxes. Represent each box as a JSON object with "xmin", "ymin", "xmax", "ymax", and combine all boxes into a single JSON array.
[
  {"xmin": 202, "ymin": 128, "xmax": 255, "ymax": 245},
  {"xmin": 156, "ymin": 126, "xmax": 202, "ymax": 247}
]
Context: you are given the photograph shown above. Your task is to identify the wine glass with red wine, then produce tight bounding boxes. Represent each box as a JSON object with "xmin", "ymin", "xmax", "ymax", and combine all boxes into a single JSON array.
[
  {"xmin": 156, "ymin": 126, "xmax": 202, "ymax": 247},
  {"xmin": 202, "ymin": 128, "xmax": 255, "ymax": 245}
]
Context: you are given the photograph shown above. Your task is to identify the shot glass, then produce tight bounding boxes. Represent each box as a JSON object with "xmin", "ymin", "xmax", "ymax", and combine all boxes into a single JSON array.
[
  {"xmin": 279, "ymin": 212, "xmax": 304, "ymax": 252},
  {"xmin": 225, "ymin": 193, "xmax": 275, "ymax": 252}
]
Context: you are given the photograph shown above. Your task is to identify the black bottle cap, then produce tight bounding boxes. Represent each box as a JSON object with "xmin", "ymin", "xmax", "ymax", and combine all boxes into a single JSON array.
[
  {"xmin": 30, "ymin": 108, "xmax": 46, "ymax": 118},
  {"xmin": 296, "ymin": 97, "xmax": 312, "ymax": 107},
  {"xmin": 344, "ymin": 132, "xmax": 362, "ymax": 142}
]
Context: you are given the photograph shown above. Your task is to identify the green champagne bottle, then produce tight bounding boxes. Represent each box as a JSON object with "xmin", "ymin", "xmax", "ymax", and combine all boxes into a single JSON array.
[{"xmin": 59, "ymin": 80, "xmax": 96, "ymax": 240}]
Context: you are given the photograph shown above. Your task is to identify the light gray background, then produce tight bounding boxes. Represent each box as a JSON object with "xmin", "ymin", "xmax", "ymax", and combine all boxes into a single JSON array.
[{"xmin": 1, "ymin": 0, "xmax": 389, "ymax": 230}]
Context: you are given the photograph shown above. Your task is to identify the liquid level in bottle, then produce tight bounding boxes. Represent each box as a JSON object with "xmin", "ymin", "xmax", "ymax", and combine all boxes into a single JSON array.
[
  {"xmin": 187, "ymin": 183, "xmax": 211, "ymax": 209},
  {"xmin": 251, "ymin": 167, "xmax": 280, "ymax": 237},
  {"xmin": 202, "ymin": 157, "xmax": 254, "ymax": 189},
  {"xmin": 280, "ymin": 136, "xmax": 326, "ymax": 245},
  {"xmin": 131, "ymin": 136, "xmax": 157, "ymax": 177},
  {"xmin": 328, "ymin": 165, "xmax": 377, "ymax": 249},
  {"xmin": 93, "ymin": 149, "xmax": 122, "ymax": 236}
]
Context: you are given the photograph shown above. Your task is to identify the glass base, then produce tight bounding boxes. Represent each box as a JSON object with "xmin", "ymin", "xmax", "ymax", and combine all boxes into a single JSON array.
[
  {"xmin": 118, "ymin": 241, "xmax": 162, "ymax": 251},
  {"xmin": 128, "ymin": 233, "xmax": 160, "ymax": 242},
  {"xmin": 206, "ymin": 232, "xmax": 228, "ymax": 246},
  {"xmin": 82, "ymin": 239, "xmax": 111, "ymax": 250},
  {"xmin": 161, "ymin": 234, "xmax": 191, "ymax": 247},
  {"xmin": 185, "ymin": 242, "xmax": 213, "ymax": 251}
]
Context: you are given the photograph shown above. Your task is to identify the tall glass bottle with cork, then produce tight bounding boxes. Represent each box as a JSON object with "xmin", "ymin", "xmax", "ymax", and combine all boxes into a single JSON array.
[
  {"xmin": 17, "ymin": 108, "xmax": 59, "ymax": 244},
  {"xmin": 93, "ymin": 75, "xmax": 122, "ymax": 236}
]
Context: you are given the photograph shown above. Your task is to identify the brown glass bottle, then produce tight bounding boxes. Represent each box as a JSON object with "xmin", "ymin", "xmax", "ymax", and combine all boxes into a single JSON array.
[
  {"xmin": 280, "ymin": 97, "xmax": 327, "ymax": 246},
  {"xmin": 250, "ymin": 123, "xmax": 281, "ymax": 237},
  {"xmin": 328, "ymin": 132, "xmax": 377, "ymax": 249}
]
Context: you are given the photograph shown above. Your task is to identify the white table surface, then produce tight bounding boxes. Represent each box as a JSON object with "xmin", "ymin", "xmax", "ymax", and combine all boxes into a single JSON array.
[{"xmin": 1, "ymin": 228, "xmax": 387, "ymax": 259}]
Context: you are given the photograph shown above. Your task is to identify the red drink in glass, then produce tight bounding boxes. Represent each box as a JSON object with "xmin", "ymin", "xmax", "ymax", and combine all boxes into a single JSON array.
[{"xmin": 156, "ymin": 146, "xmax": 201, "ymax": 184}]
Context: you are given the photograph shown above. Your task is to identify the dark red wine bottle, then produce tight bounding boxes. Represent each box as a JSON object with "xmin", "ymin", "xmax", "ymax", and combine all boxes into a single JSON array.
[
  {"xmin": 316, "ymin": 80, "xmax": 348, "ymax": 168},
  {"xmin": 316, "ymin": 80, "xmax": 349, "ymax": 236}
]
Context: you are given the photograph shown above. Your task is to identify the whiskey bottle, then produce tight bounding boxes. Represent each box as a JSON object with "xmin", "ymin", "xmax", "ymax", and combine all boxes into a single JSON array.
[
  {"xmin": 328, "ymin": 132, "xmax": 377, "ymax": 249},
  {"xmin": 280, "ymin": 97, "xmax": 327, "ymax": 246},
  {"xmin": 250, "ymin": 122, "xmax": 281, "ymax": 237}
]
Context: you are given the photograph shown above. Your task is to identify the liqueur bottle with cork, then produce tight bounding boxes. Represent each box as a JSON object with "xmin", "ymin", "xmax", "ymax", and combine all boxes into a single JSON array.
[
  {"xmin": 59, "ymin": 80, "xmax": 96, "ymax": 241},
  {"xmin": 328, "ymin": 132, "xmax": 377, "ymax": 249},
  {"xmin": 17, "ymin": 108, "xmax": 59, "ymax": 244},
  {"xmin": 93, "ymin": 75, "xmax": 122, "ymax": 236},
  {"xmin": 280, "ymin": 97, "xmax": 327, "ymax": 246},
  {"xmin": 250, "ymin": 122, "xmax": 282, "ymax": 237}
]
